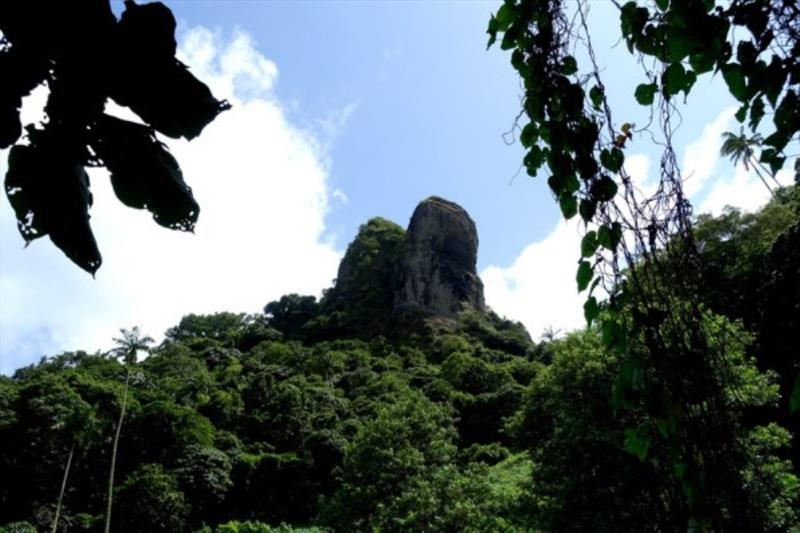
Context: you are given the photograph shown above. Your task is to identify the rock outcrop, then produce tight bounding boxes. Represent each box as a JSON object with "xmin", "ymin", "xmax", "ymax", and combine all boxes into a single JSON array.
[
  {"xmin": 394, "ymin": 197, "xmax": 485, "ymax": 317},
  {"xmin": 323, "ymin": 197, "xmax": 486, "ymax": 325},
  {"xmin": 324, "ymin": 217, "xmax": 406, "ymax": 318}
]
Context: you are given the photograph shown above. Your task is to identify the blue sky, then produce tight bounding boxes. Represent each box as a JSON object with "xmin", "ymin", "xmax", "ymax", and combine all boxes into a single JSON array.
[{"xmin": 0, "ymin": 1, "xmax": 791, "ymax": 373}]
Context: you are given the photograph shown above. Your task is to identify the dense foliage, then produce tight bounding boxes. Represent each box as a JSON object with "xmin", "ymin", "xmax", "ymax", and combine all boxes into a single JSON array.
[
  {"xmin": 1, "ymin": 0, "xmax": 229, "ymax": 273},
  {"xmin": 488, "ymin": 0, "xmax": 798, "ymax": 526},
  {"xmin": 1, "ymin": 194, "xmax": 798, "ymax": 531}
]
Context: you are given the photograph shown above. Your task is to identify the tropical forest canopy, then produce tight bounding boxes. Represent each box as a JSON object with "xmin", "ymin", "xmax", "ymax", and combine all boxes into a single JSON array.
[{"xmin": 1, "ymin": 188, "xmax": 798, "ymax": 532}]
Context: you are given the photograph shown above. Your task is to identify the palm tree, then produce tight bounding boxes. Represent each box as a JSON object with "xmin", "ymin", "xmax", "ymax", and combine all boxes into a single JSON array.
[
  {"xmin": 720, "ymin": 128, "xmax": 780, "ymax": 194},
  {"xmin": 104, "ymin": 327, "xmax": 154, "ymax": 533},
  {"xmin": 52, "ymin": 389, "xmax": 98, "ymax": 533},
  {"xmin": 52, "ymin": 441, "xmax": 76, "ymax": 533}
]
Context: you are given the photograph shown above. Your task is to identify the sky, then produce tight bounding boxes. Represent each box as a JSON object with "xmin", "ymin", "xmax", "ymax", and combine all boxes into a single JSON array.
[{"xmin": 0, "ymin": 1, "xmax": 793, "ymax": 373}]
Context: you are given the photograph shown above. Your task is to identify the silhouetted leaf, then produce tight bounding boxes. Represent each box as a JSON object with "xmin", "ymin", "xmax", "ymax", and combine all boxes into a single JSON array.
[
  {"xmin": 600, "ymin": 149, "xmax": 624, "ymax": 173},
  {"xmin": 561, "ymin": 56, "xmax": 578, "ymax": 75},
  {"xmin": 520, "ymin": 123, "xmax": 537, "ymax": 148},
  {"xmin": 92, "ymin": 115, "xmax": 199, "ymax": 232},
  {"xmin": 721, "ymin": 63, "xmax": 747, "ymax": 102},
  {"xmin": 581, "ymin": 231, "xmax": 598, "ymax": 258},
  {"xmin": 749, "ymin": 97, "xmax": 765, "ymax": 130},
  {"xmin": 579, "ymin": 199, "xmax": 596, "ymax": 222},
  {"xmin": 635, "ymin": 83, "xmax": 657, "ymax": 105},
  {"xmin": 576, "ymin": 260, "xmax": 592, "ymax": 292},
  {"xmin": 735, "ymin": 104, "xmax": 748, "ymax": 123},
  {"xmin": 602, "ymin": 318, "xmax": 627, "ymax": 353},
  {"xmin": 597, "ymin": 222, "xmax": 623, "ymax": 250},
  {"xmin": 494, "ymin": 3, "xmax": 517, "ymax": 32},
  {"xmin": 560, "ymin": 193, "xmax": 578, "ymax": 219},
  {"xmin": 661, "ymin": 63, "xmax": 687, "ymax": 98},
  {"xmin": 584, "ymin": 296, "xmax": 600, "ymax": 326},
  {"xmin": 591, "ymin": 174, "xmax": 618, "ymax": 202},
  {"xmin": 524, "ymin": 146, "xmax": 544, "ymax": 175},
  {"xmin": 5, "ymin": 143, "xmax": 101, "ymax": 273},
  {"xmin": 689, "ymin": 51, "xmax": 715, "ymax": 74},
  {"xmin": 589, "ymin": 86, "xmax": 604, "ymax": 109}
]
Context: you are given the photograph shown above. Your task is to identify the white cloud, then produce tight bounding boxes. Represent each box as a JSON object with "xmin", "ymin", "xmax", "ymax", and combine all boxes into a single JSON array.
[
  {"xmin": 332, "ymin": 189, "xmax": 349, "ymax": 204},
  {"xmin": 682, "ymin": 106, "xmax": 736, "ymax": 197},
  {"xmin": 482, "ymin": 220, "xmax": 585, "ymax": 340},
  {"xmin": 0, "ymin": 27, "xmax": 345, "ymax": 373},
  {"xmin": 699, "ymin": 165, "xmax": 793, "ymax": 216}
]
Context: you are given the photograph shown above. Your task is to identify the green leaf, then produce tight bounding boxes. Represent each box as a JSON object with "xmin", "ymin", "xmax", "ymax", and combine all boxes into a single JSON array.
[
  {"xmin": 581, "ymin": 230, "xmax": 598, "ymax": 257},
  {"xmin": 655, "ymin": 0, "xmax": 669, "ymax": 11},
  {"xmin": 683, "ymin": 69, "xmax": 697, "ymax": 95},
  {"xmin": 624, "ymin": 426, "xmax": 651, "ymax": 461},
  {"xmin": 635, "ymin": 83, "xmax": 657, "ymax": 105},
  {"xmin": 721, "ymin": 63, "xmax": 747, "ymax": 102},
  {"xmin": 589, "ymin": 86, "xmax": 603, "ymax": 109},
  {"xmin": 790, "ymin": 374, "xmax": 800, "ymax": 414},
  {"xmin": 736, "ymin": 40, "xmax": 757, "ymax": 67},
  {"xmin": 548, "ymin": 174, "xmax": 565, "ymax": 195},
  {"xmin": 576, "ymin": 260, "xmax": 593, "ymax": 292},
  {"xmin": 760, "ymin": 148, "xmax": 786, "ymax": 176},
  {"xmin": 666, "ymin": 28, "xmax": 695, "ymax": 62},
  {"xmin": 749, "ymin": 97, "xmax": 765, "ymax": 130},
  {"xmin": 591, "ymin": 174, "xmax": 618, "ymax": 201},
  {"xmin": 486, "ymin": 17, "xmax": 498, "ymax": 49},
  {"xmin": 597, "ymin": 222, "xmax": 623, "ymax": 250},
  {"xmin": 500, "ymin": 28, "xmax": 517, "ymax": 51},
  {"xmin": 560, "ymin": 193, "xmax": 578, "ymax": 219},
  {"xmin": 524, "ymin": 146, "xmax": 544, "ymax": 176},
  {"xmin": 619, "ymin": 356, "xmax": 645, "ymax": 391},
  {"xmin": 520, "ymin": 123, "xmax": 538, "ymax": 148},
  {"xmin": 610, "ymin": 222, "xmax": 623, "ymax": 249},
  {"xmin": 620, "ymin": 3, "xmax": 649, "ymax": 40},
  {"xmin": 620, "ymin": 2, "xmax": 637, "ymax": 38},
  {"xmin": 584, "ymin": 296, "xmax": 600, "ymax": 326},
  {"xmin": 661, "ymin": 63, "xmax": 687, "ymax": 98},
  {"xmin": 689, "ymin": 51, "xmax": 715, "ymax": 74},
  {"xmin": 602, "ymin": 318, "xmax": 627, "ymax": 352},
  {"xmin": 494, "ymin": 3, "xmax": 517, "ymax": 31},
  {"xmin": 600, "ymin": 149, "xmax": 624, "ymax": 173},
  {"xmin": 735, "ymin": 104, "xmax": 748, "ymax": 123},
  {"xmin": 564, "ymin": 173, "xmax": 580, "ymax": 194},
  {"xmin": 579, "ymin": 199, "xmax": 597, "ymax": 222},
  {"xmin": 561, "ymin": 56, "xmax": 578, "ymax": 75}
]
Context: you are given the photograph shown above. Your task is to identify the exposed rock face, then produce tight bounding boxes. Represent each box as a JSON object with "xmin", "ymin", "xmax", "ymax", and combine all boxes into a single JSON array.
[{"xmin": 394, "ymin": 197, "xmax": 485, "ymax": 317}]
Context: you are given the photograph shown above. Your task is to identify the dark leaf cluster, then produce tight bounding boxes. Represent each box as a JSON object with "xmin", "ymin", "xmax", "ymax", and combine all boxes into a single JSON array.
[{"xmin": 1, "ymin": 0, "xmax": 230, "ymax": 273}]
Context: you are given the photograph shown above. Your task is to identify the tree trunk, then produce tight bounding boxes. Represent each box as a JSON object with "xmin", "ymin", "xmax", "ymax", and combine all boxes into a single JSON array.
[
  {"xmin": 51, "ymin": 440, "xmax": 75, "ymax": 533},
  {"xmin": 105, "ymin": 369, "xmax": 130, "ymax": 533}
]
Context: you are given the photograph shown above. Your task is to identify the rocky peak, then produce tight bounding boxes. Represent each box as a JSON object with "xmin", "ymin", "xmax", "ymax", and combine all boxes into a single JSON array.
[{"xmin": 394, "ymin": 196, "xmax": 485, "ymax": 317}]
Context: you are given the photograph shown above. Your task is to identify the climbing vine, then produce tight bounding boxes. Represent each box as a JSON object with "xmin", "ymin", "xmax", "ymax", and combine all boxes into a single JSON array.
[{"xmin": 489, "ymin": 0, "xmax": 798, "ymax": 529}]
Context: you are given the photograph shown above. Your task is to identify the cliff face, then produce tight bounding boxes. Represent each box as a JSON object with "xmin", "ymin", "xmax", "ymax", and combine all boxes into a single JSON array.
[
  {"xmin": 325, "ymin": 197, "xmax": 485, "ymax": 323},
  {"xmin": 394, "ymin": 197, "xmax": 485, "ymax": 317}
]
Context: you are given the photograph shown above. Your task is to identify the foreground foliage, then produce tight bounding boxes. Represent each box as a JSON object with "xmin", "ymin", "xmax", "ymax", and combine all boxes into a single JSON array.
[
  {"xmin": 1, "ymin": 0, "xmax": 230, "ymax": 273},
  {"xmin": 1, "ymin": 193, "xmax": 798, "ymax": 531}
]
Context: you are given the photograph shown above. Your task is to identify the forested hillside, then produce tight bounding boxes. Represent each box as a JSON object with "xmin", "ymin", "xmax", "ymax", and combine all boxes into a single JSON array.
[{"xmin": 1, "ymin": 191, "xmax": 798, "ymax": 532}]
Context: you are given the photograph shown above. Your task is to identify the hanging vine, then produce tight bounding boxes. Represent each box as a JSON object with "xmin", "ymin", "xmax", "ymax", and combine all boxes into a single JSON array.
[{"xmin": 488, "ymin": 0, "xmax": 798, "ymax": 529}]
